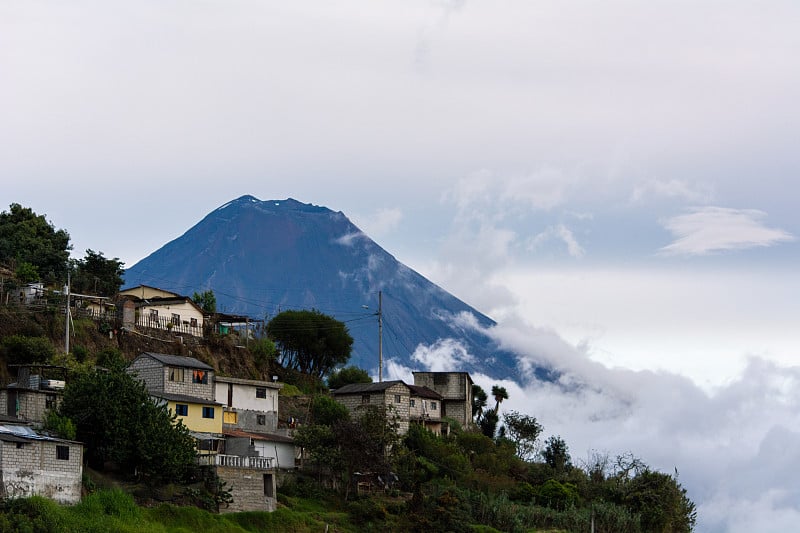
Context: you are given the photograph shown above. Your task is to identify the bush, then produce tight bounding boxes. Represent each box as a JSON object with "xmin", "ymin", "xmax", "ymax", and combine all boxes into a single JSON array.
[{"xmin": 0, "ymin": 334, "xmax": 56, "ymax": 364}]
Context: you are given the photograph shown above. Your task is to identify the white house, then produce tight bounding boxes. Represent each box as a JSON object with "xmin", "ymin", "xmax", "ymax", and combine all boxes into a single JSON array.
[{"xmin": 214, "ymin": 376, "xmax": 282, "ymax": 433}]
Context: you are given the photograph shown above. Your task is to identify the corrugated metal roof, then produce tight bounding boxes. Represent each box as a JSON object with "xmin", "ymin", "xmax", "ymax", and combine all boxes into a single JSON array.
[{"xmin": 151, "ymin": 392, "xmax": 221, "ymax": 405}]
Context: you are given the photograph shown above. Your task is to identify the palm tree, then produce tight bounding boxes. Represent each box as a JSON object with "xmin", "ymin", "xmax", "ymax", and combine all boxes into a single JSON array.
[
  {"xmin": 472, "ymin": 384, "xmax": 488, "ymax": 423},
  {"xmin": 491, "ymin": 385, "xmax": 508, "ymax": 414}
]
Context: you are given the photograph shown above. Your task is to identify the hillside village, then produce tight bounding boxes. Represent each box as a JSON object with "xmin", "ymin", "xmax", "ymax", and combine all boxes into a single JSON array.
[
  {"xmin": 2, "ymin": 279, "xmax": 481, "ymax": 514},
  {"xmin": 0, "ymin": 204, "xmax": 697, "ymax": 532}
]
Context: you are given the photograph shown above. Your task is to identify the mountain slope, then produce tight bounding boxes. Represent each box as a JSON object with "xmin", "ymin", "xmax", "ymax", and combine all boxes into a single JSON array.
[{"xmin": 124, "ymin": 195, "xmax": 521, "ymax": 380}]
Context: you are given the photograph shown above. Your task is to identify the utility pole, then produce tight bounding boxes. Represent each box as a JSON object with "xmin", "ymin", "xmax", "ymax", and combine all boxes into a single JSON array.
[
  {"xmin": 378, "ymin": 290, "xmax": 383, "ymax": 382},
  {"xmin": 64, "ymin": 272, "xmax": 70, "ymax": 354}
]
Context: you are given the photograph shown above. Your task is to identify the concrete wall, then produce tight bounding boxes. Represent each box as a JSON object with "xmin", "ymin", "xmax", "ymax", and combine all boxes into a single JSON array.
[
  {"xmin": 215, "ymin": 466, "xmax": 276, "ymax": 513},
  {"xmin": 413, "ymin": 372, "xmax": 473, "ymax": 427},
  {"xmin": 128, "ymin": 357, "xmax": 165, "ymax": 394},
  {"xmin": 335, "ymin": 383, "xmax": 411, "ymax": 434},
  {"xmin": 0, "ymin": 390, "xmax": 61, "ymax": 426},
  {"xmin": 0, "ymin": 440, "xmax": 82, "ymax": 504},
  {"xmin": 129, "ymin": 355, "xmax": 215, "ymax": 401},
  {"xmin": 226, "ymin": 437, "xmax": 295, "ymax": 470}
]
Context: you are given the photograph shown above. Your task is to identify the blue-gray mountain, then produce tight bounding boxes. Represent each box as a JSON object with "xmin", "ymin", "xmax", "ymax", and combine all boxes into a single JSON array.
[{"xmin": 124, "ymin": 195, "xmax": 527, "ymax": 381}]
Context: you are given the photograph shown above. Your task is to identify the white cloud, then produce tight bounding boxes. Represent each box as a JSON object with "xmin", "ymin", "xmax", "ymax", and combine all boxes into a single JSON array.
[
  {"xmin": 659, "ymin": 206, "xmax": 794, "ymax": 256},
  {"xmin": 352, "ymin": 207, "xmax": 404, "ymax": 237},
  {"xmin": 410, "ymin": 338, "xmax": 475, "ymax": 371},
  {"xmin": 334, "ymin": 232, "xmax": 367, "ymax": 247},
  {"xmin": 500, "ymin": 168, "xmax": 572, "ymax": 211},
  {"xmin": 529, "ymin": 224, "xmax": 586, "ymax": 258},
  {"xmin": 631, "ymin": 178, "xmax": 714, "ymax": 204}
]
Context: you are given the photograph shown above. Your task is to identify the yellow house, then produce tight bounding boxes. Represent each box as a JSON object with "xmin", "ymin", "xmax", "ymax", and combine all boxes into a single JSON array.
[
  {"xmin": 128, "ymin": 352, "xmax": 223, "ymax": 452},
  {"xmin": 153, "ymin": 392, "xmax": 223, "ymax": 435}
]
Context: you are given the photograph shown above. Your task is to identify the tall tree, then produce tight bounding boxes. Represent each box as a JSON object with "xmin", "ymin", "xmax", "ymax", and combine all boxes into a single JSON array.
[
  {"xmin": 267, "ymin": 309, "xmax": 353, "ymax": 378},
  {"xmin": 491, "ymin": 385, "xmax": 508, "ymax": 414},
  {"xmin": 472, "ymin": 384, "xmax": 488, "ymax": 422},
  {"xmin": 0, "ymin": 203, "xmax": 71, "ymax": 284},
  {"xmin": 71, "ymin": 249, "xmax": 125, "ymax": 296},
  {"xmin": 192, "ymin": 289, "xmax": 217, "ymax": 313},
  {"xmin": 541, "ymin": 434, "xmax": 571, "ymax": 472},
  {"xmin": 503, "ymin": 410, "xmax": 543, "ymax": 461}
]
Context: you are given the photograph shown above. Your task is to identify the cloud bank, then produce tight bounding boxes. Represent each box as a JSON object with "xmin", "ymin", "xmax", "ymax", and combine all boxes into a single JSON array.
[{"xmin": 387, "ymin": 315, "xmax": 800, "ymax": 533}]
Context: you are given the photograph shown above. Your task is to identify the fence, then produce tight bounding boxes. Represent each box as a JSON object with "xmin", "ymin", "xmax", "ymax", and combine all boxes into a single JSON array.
[
  {"xmin": 136, "ymin": 314, "xmax": 204, "ymax": 338},
  {"xmin": 197, "ymin": 454, "xmax": 274, "ymax": 470}
]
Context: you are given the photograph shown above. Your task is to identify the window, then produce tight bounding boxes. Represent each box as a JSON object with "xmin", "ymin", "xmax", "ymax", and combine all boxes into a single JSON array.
[
  {"xmin": 410, "ymin": 399, "xmax": 415, "ymax": 407},
  {"xmin": 171, "ymin": 313, "xmax": 180, "ymax": 326},
  {"xmin": 56, "ymin": 445, "xmax": 69, "ymax": 460},
  {"xmin": 257, "ymin": 414, "xmax": 266, "ymax": 425},
  {"xmin": 202, "ymin": 407, "xmax": 215, "ymax": 419},
  {"xmin": 45, "ymin": 394, "xmax": 57, "ymax": 409},
  {"xmin": 361, "ymin": 394, "xmax": 370, "ymax": 404},
  {"xmin": 192, "ymin": 370, "xmax": 208, "ymax": 384},
  {"xmin": 16, "ymin": 442, "xmax": 24, "ymax": 449},
  {"xmin": 190, "ymin": 317, "xmax": 198, "ymax": 327},
  {"xmin": 395, "ymin": 394, "xmax": 402, "ymax": 404},
  {"xmin": 223, "ymin": 411, "xmax": 238, "ymax": 424},
  {"xmin": 430, "ymin": 401, "xmax": 437, "ymax": 410},
  {"xmin": 149, "ymin": 309, "xmax": 158, "ymax": 321},
  {"xmin": 175, "ymin": 404, "xmax": 188, "ymax": 416},
  {"xmin": 169, "ymin": 367, "xmax": 184, "ymax": 382},
  {"xmin": 256, "ymin": 387, "xmax": 267, "ymax": 399}
]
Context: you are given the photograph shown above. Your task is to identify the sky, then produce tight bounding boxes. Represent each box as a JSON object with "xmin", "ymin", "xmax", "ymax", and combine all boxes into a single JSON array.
[{"xmin": 2, "ymin": 2, "xmax": 799, "ymax": 530}]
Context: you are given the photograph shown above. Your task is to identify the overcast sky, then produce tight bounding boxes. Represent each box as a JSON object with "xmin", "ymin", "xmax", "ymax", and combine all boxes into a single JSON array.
[{"xmin": 3, "ymin": 2, "xmax": 799, "ymax": 530}]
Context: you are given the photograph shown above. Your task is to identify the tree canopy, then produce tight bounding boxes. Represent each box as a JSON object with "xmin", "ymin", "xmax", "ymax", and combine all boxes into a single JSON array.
[
  {"xmin": 0, "ymin": 203, "xmax": 71, "ymax": 284},
  {"xmin": 70, "ymin": 249, "xmax": 125, "ymax": 296},
  {"xmin": 192, "ymin": 289, "xmax": 217, "ymax": 313},
  {"xmin": 57, "ymin": 367, "xmax": 197, "ymax": 485},
  {"xmin": 327, "ymin": 365, "xmax": 372, "ymax": 390},
  {"xmin": 267, "ymin": 309, "xmax": 353, "ymax": 378}
]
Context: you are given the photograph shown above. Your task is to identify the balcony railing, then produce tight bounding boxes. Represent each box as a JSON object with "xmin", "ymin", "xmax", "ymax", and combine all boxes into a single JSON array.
[{"xmin": 197, "ymin": 454, "xmax": 274, "ymax": 470}]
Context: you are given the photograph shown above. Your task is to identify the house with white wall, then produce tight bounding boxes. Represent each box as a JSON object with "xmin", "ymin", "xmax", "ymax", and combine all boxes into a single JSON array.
[{"xmin": 214, "ymin": 376, "xmax": 282, "ymax": 433}]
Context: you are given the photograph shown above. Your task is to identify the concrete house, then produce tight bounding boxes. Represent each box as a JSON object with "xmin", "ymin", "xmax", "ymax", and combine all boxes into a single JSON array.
[
  {"xmin": 408, "ymin": 384, "xmax": 445, "ymax": 435},
  {"xmin": 412, "ymin": 372, "xmax": 474, "ymax": 428},
  {"xmin": 332, "ymin": 381, "xmax": 412, "ymax": 434},
  {"xmin": 127, "ymin": 353, "xmax": 223, "ymax": 451},
  {"xmin": 214, "ymin": 376, "xmax": 282, "ymax": 433},
  {"xmin": 0, "ymin": 420, "xmax": 83, "ymax": 504},
  {"xmin": 128, "ymin": 354, "xmax": 279, "ymax": 513},
  {"xmin": 0, "ymin": 365, "xmax": 67, "ymax": 426}
]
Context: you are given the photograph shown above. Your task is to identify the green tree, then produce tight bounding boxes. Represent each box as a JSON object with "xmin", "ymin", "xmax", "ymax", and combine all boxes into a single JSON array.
[
  {"xmin": 541, "ymin": 435, "xmax": 571, "ymax": 472},
  {"xmin": 491, "ymin": 385, "xmax": 508, "ymax": 414},
  {"xmin": 58, "ymin": 368, "xmax": 197, "ymax": 485},
  {"xmin": 327, "ymin": 365, "xmax": 372, "ymax": 389},
  {"xmin": 503, "ymin": 410, "xmax": 543, "ymax": 461},
  {"xmin": 479, "ymin": 409, "xmax": 499, "ymax": 439},
  {"xmin": 15, "ymin": 261, "xmax": 39, "ymax": 283},
  {"xmin": 0, "ymin": 335, "xmax": 56, "ymax": 364},
  {"xmin": 70, "ymin": 249, "xmax": 125, "ymax": 296},
  {"xmin": 0, "ymin": 203, "xmax": 71, "ymax": 284},
  {"xmin": 192, "ymin": 289, "xmax": 217, "ymax": 313},
  {"xmin": 267, "ymin": 309, "xmax": 353, "ymax": 378},
  {"xmin": 622, "ymin": 469, "xmax": 697, "ymax": 532},
  {"xmin": 472, "ymin": 384, "xmax": 488, "ymax": 422},
  {"xmin": 310, "ymin": 394, "xmax": 351, "ymax": 426}
]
